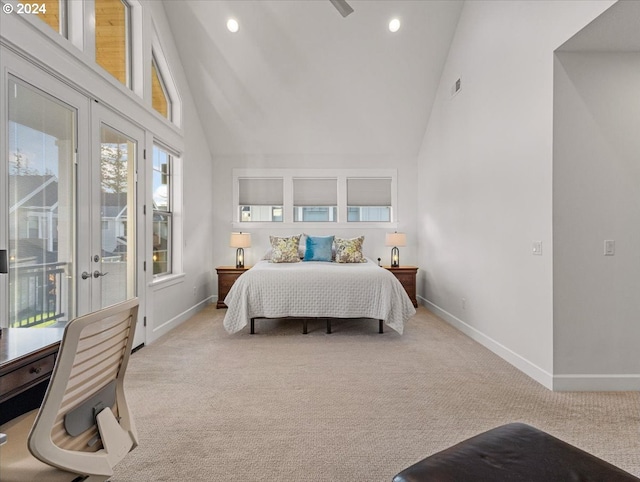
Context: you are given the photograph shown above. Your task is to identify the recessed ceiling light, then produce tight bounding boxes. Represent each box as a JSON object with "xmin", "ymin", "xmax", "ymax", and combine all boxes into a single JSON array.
[
  {"xmin": 227, "ymin": 18, "xmax": 239, "ymax": 33},
  {"xmin": 389, "ymin": 18, "xmax": 401, "ymax": 33}
]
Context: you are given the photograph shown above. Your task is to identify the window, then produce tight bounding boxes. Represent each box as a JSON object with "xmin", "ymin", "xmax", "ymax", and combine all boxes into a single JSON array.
[
  {"xmin": 293, "ymin": 178, "xmax": 337, "ymax": 222},
  {"xmin": 234, "ymin": 169, "xmax": 397, "ymax": 225},
  {"xmin": 95, "ymin": 0, "xmax": 131, "ymax": 87},
  {"xmin": 238, "ymin": 178, "xmax": 283, "ymax": 222},
  {"xmin": 151, "ymin": 54, "xmax": 170, "ymax": 119},
  {"xmin": 152, "ymin": 145, "xmax": 172, "ymax": 275},
  {"xmin": 20, "ymin": 0, "xmax": 67, "ymax": 36},
  {"xmin": 347, "ymin": 178, "xmax": 391, "ymax": 222},
  {"xmin": 151, "ymin": 24, "xmax": 181, "ymax": 127}
]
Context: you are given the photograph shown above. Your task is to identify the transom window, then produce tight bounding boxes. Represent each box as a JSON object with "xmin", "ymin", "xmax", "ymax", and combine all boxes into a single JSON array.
[
  {"xmin": 233, "ymin": 169, "xmax": 396, "ymax": 225},
  {"xmin": 20, "ymin": 0, "xmax": 67, "ymax": 36},
  {"xmin": 293, "ymin": 178, "xmax": 337, "ymax": 222},
  {"xmin": 347, "ymin": 178, "xmax": 391, "ymax": 222},
  {"xmin": 12, "ymin": 0, "xmax": 182, "ymax": 127},
  {"xmin": 238, "ymin": 178, "xmax": 283, "ymax": 222},
  {"xmin": 95, "ymin": 0, "xmax": 131, "ymax": 87},
  {"xmin": 151, "ymin": 54, "xmax": 170, "ymax": 119}
]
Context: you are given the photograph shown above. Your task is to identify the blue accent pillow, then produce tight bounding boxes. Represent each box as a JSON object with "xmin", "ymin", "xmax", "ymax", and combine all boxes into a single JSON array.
[{"xmin": 304, "ymin": 235, "xmax": 334, "ymax": 262}]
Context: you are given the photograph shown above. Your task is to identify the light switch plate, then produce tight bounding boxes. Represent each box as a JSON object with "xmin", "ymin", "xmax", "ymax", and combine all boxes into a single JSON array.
[
  {"xmin": 604, "ymin": 240, "xmax": 615, "ymax": 256},
  {"xmin": 532, "ymin": 241, "xmax": 542, "ymax": 255}
]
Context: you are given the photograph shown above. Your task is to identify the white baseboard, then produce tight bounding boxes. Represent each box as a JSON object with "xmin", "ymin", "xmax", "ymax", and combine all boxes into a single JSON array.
[
  {"xmin": 419, "ymin": 296, "xmax": 554, "ymax": 390},
  {"xmin": 418, "ymin": 296, "xmax": 639, "ymax": 392},
  {"xmin": 148, "ymin": 296, "xmax": 214, "ymax": 344},
  {"xmin": 553, "ymin": 374, "xmax": 640, "ymax": 391}
]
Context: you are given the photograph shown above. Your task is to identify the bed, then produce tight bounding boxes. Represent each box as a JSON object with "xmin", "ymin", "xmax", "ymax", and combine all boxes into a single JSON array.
[{"xmin": 222, "ymin": 258, "xmax": 416, "ymax": 335}]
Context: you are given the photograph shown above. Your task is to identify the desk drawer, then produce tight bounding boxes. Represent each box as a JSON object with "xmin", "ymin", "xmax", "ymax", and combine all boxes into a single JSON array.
[{"xmin": 0, "ymin": 354, "xmax": 56, "ymax": 398}]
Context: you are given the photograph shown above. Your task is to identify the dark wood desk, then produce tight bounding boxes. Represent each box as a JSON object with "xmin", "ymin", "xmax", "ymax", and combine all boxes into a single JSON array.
[{"xmin": 0, "ymin": 328, "xmax": 63, "ymax": 425}]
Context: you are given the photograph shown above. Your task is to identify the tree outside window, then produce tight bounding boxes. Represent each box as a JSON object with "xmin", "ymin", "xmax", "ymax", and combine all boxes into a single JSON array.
[{"xmin": 152, "ymin": 145, "xmax": 172, "ymax": 275}]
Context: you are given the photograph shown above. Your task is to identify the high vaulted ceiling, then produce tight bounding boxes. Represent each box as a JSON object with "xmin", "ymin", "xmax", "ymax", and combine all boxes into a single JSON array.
[{"xmin": 162, "ymin": 0, "xmax": 464, "ymax": 158}]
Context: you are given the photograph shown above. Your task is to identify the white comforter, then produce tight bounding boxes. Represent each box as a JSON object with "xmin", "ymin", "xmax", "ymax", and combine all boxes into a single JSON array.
[{"xmin": 223, "ymin": 259, "xmax": 416, "ymax": 334}]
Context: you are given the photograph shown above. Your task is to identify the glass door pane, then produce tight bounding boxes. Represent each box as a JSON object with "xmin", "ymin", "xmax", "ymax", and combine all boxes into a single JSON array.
[
  {"xmin": 7, "ymin": 78, "xmax": 76, "ymax": 328},
  {"xmin": 99, "ymin": 124, "xmax": 136, "ymax": 308}
]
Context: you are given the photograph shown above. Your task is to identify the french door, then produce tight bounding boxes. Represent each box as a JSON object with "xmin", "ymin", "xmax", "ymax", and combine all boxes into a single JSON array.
[
  {"xmin": 77, "ymin": 103, "xmax": 145, "ymax": 347},
  {"xmin": 1, "ymin": 52, "xmax": 145, "ymax": 347},
  {"xmin": 77, "ymin": 104, "xmax": 140, "ymax": 311},
  {"xmin": 3, "ymin": 68, "xmax": 87, "ymax": 330}
]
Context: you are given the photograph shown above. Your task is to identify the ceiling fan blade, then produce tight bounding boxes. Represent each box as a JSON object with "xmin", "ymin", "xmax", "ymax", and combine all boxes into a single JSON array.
[{"xmin": 329, "ymin": 0, "xmax": 354, "ymax": 17}]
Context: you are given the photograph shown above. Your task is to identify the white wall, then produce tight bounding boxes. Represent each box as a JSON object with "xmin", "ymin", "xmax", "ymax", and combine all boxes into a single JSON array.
[
  {"xmin": 145, "ymin": 2, "xmax": 215, "ymax": 343},
  {"xmin": 553, "ymin": 51, "xmax": 640, "ymax": 389},
  {"xmin": 416, "ymin": 0, "xmax": 613, "ymax": 389},
  {"xmin": 211, "ymin": 154, "xmax": 418, "ymax": 270},
  {"xmin": 160, "ymin": 1, "xmax": 463, "ymax": 293}
]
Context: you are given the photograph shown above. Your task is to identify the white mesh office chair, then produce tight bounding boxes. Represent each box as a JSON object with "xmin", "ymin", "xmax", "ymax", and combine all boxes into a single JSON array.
[{"xmin": 0, "ymin": 299, "xmax": 139, "ymax": 482}]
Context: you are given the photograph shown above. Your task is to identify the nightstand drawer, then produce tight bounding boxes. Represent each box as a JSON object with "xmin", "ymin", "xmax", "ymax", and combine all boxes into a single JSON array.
[
  {"xmin": 0, "ymin": 353, "xmax": 56, "ymax": 399},
  {"xmin": 219, "ymin": 273, "xmax": 243, "ymax": 291},
  {"xmin": 384, "ymin": 266, "xmax": 418, "ymax": 308},
  {"xmin": 216, "ymin": 266, "xmax": 250, "ymax": 308},
  {"xmin": 392, "ymin": 272, "xmax": 416, "ymax": 291}
]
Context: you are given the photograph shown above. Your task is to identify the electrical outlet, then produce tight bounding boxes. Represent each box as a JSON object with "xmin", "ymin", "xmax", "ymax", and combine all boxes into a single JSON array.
[
  {"xmin": 604, "ymin": 240, "xmax": 615, "ymax": 256},
  {"xmin": 461, "ymin": 298, "xmax": 466, "ymax": 310},
  {"xmin": 193, "ymin": 286, "xmax": 197, "ymax": 296}
]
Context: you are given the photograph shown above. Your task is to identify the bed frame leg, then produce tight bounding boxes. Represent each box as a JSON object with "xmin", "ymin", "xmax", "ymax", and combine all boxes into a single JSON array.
[
  {"xmin": 250, "ymin": 318, "xmax": 255, "ymax": 335},
  {"xmin": 303, "ymin": 319, "xmax": 308, "ymax": 335},
  {"xmin": 326, "ymin": 319, "xmax": 332, "ymax": 334},
  {"xmin": 379, "ymin": 319, "xmax": 384, "ymax": 334}
]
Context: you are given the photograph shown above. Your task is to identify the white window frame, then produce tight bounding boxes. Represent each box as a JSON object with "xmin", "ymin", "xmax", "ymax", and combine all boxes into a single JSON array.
[
  {"xmin": 151, "ymin": 19, "xmax": 181, "ymax": 127},
  {"xmin": 1, "ymin": 1, "xmax": 186, "ymax": 346},
  {"xmin": 4, "ymin": 0, "xmax": 144, "ymax": 98},
  {"xmin": 292, "ymin": 177, "xmax": 338, "ymax": 223},
  {"xmin": 151, "ymin": 53, "xmax": 171, "ymax": 121},
  {"xmin": 149, "ymin": 141, "xmax": 182, "ymax": 284},
  {"xmin": 89, "ymin": 0, "xmax": 136, "ymax": 91},
  {"xmin": 151, "ymin": 144, "xmax": 172, "ymax": 277},
  {"xmin": 232, "ymin": 168, "xmax": 398, "ymax": 229}
]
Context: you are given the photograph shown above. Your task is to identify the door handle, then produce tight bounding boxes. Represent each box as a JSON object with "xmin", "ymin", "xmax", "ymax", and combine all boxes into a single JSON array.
[
  {"xmin": 93, "ymin": 270, "xmax": 108, "ymax": 278},
  {"xmin": 81, "ymin": 271, "xmax": 91, "ymax": 280}
]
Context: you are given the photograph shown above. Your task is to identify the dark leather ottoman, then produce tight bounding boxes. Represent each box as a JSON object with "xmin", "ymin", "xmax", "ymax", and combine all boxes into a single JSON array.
[{"xmin": 393, "ymin": 422, "xmax": 640, "ymax": 482}]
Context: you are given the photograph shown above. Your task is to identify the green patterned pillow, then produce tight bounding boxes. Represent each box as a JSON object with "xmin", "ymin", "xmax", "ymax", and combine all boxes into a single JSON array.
[
  {"xmin": 269, "ymin": 235, "xmax": 301, "ymax": 263},
  {"xmin": 334, "ymin": 236, "xmax": 366, "ymax": 263}
]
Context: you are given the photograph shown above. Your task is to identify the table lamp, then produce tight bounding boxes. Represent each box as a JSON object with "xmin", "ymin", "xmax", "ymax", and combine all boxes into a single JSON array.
[
  {"xmin": 385, "ymin": 232, "xmax": 406, "ymax": 268},
  {"xmin": 230, "ymin": 232, "xmax": 251, "ymax": 268}
]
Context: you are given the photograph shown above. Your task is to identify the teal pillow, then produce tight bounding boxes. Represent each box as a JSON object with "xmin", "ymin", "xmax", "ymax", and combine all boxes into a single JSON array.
[{"xmin": 304, "ymin": 235, "xmax": 334, "ymax": 262}]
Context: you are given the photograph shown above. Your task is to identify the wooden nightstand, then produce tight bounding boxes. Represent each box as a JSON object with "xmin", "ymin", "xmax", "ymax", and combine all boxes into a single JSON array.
[
  {"xmin": 384, "ymin": 266, "xmax": 418, "ymax": 308},
  {"xmin": 216, "ymin": 266, "xmax": 250, "ymax": 308}
]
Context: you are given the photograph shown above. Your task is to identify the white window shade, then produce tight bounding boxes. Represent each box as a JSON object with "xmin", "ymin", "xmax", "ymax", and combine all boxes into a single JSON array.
[
  {"xmin": 347, "ymin": 178, "xmax": 391, "ymax": 205},
  {"xmin": 293, "ymin": 178, "xmax": 337, "ymax": 206},
  {"xmin": 239, "ymin": 178, "xmax": 283, "ymax": 205}
]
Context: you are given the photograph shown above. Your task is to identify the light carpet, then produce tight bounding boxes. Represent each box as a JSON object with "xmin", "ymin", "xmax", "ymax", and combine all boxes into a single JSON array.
[{"xmin": 111, "ymin": 305, "xmax": 640, "ymax": 481}]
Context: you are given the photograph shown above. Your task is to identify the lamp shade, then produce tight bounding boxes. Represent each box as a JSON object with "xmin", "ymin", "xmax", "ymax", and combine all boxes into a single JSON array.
[
  {"xmin": 230, "ymin": 232, "xmax": 251, "ymax": 248},
  {"xmin": 385, "ymin": 232, "xmax": 406, "ymax": 247}
]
